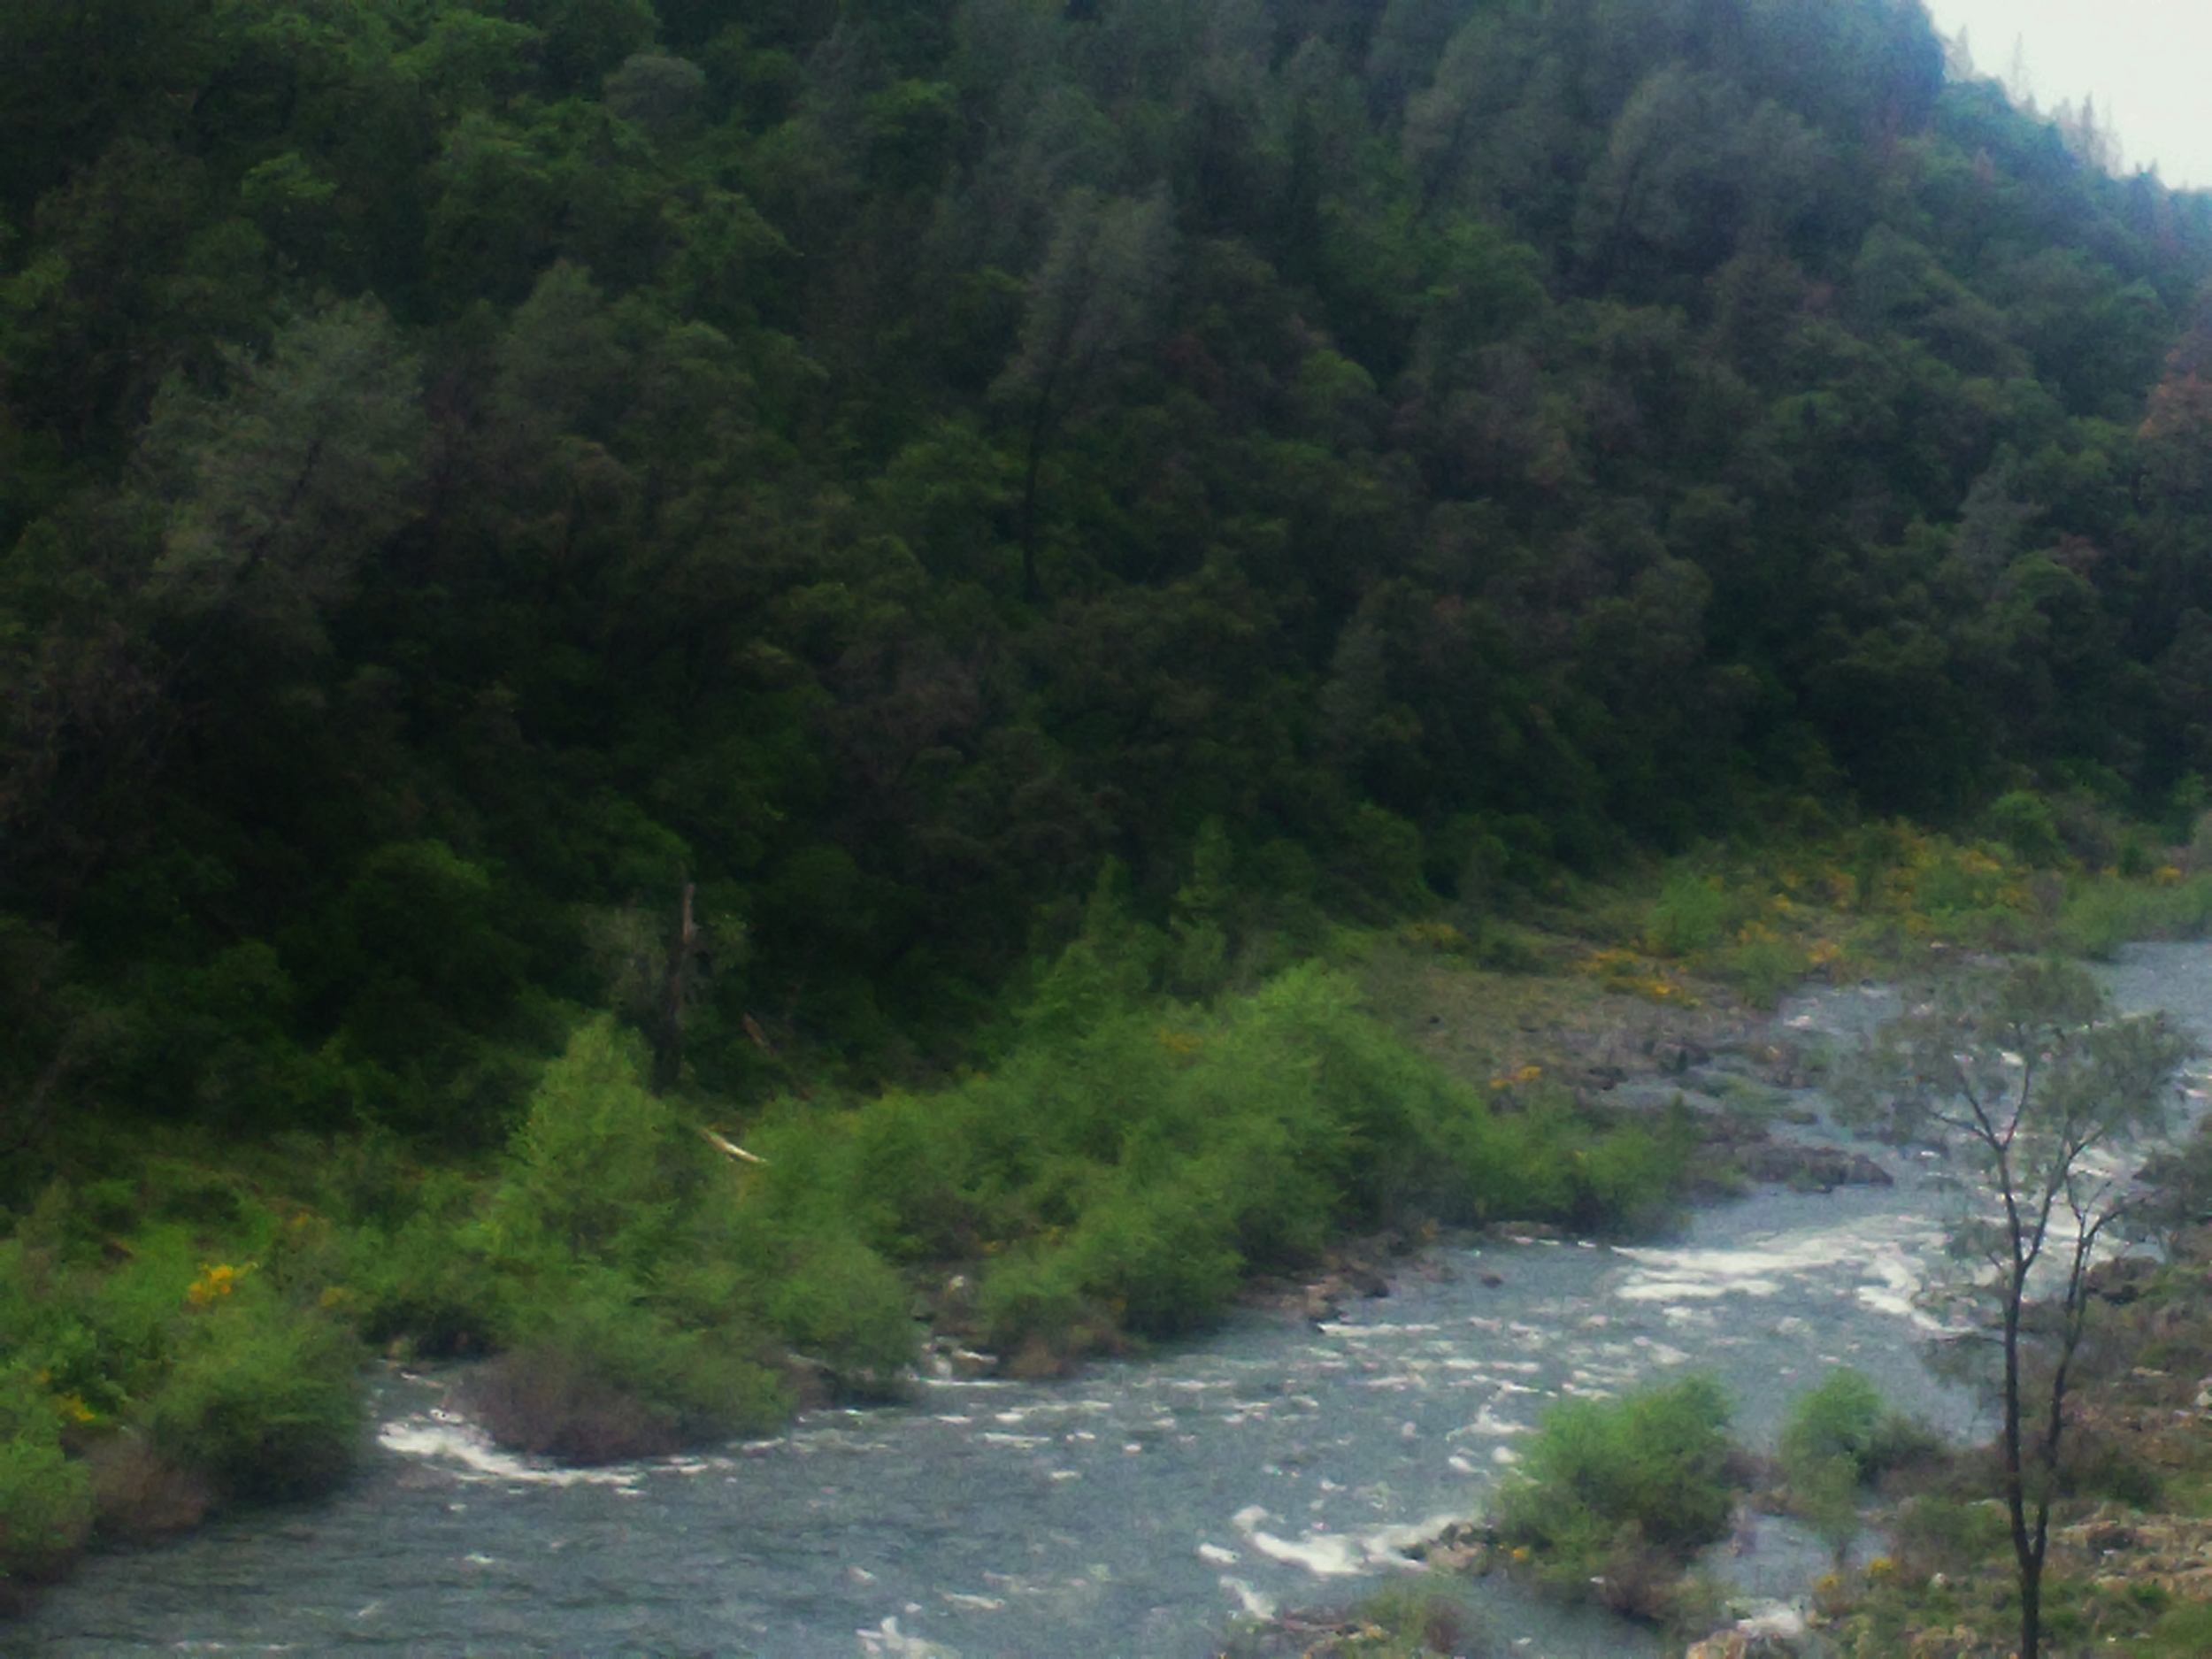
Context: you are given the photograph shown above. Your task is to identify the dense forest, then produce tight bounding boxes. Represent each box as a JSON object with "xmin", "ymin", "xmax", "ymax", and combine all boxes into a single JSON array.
[{"xmin": 5, "ymin": 0, "xmax": 2212, "ymax": 1140}]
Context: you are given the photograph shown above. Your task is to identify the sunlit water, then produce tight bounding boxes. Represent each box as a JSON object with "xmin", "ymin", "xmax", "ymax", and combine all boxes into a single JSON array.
[{"xmin": 12, "ymin": 946, "xmax": 2210, "ymax": 1657}]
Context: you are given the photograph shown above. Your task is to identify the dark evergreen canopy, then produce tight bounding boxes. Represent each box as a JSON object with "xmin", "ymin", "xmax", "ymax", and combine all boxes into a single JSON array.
[{"xmin": 4, "ymin": 0, "xmax": 2210, "ymax": 1133}]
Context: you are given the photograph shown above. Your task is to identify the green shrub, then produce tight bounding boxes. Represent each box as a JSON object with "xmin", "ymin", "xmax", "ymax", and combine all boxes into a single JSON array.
[
  {"xmin": 2188, "ymin": 810, "xmax": 2212, "ymax": 872},
  {"xmin": 1779, "ymin": 1368, "xmax": 1890, "ymax": 1564},
  {"xmin": 0, "ymin": 1372, "xmax": 94, "ymax": 1588},
  {"xmin": 1645, "ymin": 874, "xmax": 1731, "ymax": 956},
  {"xmin": 1889, "ymin": 1492, "xmax": 2011, "ymax": 1578},
  {"xmin": 765, "ymin": 1233, "xmax": 917, "ymax": 1393},
  {"xmin": 453, "ymin": 1022, "xmax": 816, "ymax": 1450},
  {"xmin": 729, "ymin": 962, "xmax": 1689, "ymax": 1371},
  {"xmin": 1782, "ymin": 1367, "xmax": 1884, "ymax": 1479},
  {"xmin": 2151, "ymin": 1600, "xmax": 2212, "ymax": 1652},
  {"xmin": 1989, "ymin": 792, "xmax": 2064, "ymax": 866},
  {"xmin": 1341, "ymin": 1580, "xmax": 1481, "ymax": 1656},
  {"xmin": 142, "ymin": 1297, "xmax": 362, "ymax": 1502},
  {"xmin": 349, "ymin": 1176, "xmax": 503, "ymax": 1358},
  {"xmin": 1719, "ymin": 934, "xmax": 1805, "ymax": 1009},
  {"xmin": 468, "ymin": 1284, "xmax": 788, "ymax": 1463},
  {"xmin": 841, "ymin": 1090, "xmax": 985, "ymax": 1261},
  {"xmin": 2056, "ymin": 875, "xmax": 2212, "ymax": 959},
  {"xmin": 976, "ymin": 1247, "xmax": 1087, "ymax": 1356},
  {"xmin": 1496, "ymin": 1375, "xmax": 1740, "ymax": 1601},
  {"xmin": 1064, "ymin": 1175, "xmax": 1243, "ymax": 1337},
  {"xmin": 484, "ymin": 1017, "xmax": 692, "ymax": 1271}
]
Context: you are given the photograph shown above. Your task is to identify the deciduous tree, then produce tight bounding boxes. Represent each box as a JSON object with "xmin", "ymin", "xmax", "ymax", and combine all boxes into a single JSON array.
[{"xmin": 1838, "ymin": 961, "xmax": 2194, "ymax": 1659}]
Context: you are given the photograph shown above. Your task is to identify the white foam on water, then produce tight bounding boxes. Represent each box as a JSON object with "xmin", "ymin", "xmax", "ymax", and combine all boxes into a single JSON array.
[
  {"xmin": 1362, "ymin": 1513, "xmax": 1474, "ymax": 1566},
  {"xmin": 1243, "ymin": 1528, "xmax": 1363, "ymax": 1576},
  {"xmin": 1612, "ymin": 1218, "xmax": 1942, "ymax": 1323},
  {"xmin": 856, "ymin": 1615, "xmax": 960, "ymax": 1657},
  {"xmin": 1219, "ymin": 1576, "xmax": 1276, "ymax": 1617},
  {"xmin": 938, "ymin": 1591, "xmax": 1004, "ymax": 1612},
  {"xmin": 1231, "ymin": 1505, "xmax": 1361, "ymax": 1577},
  {"xmin": 1451, "ymin": 1402, "xmax": 1530, "ymax": 1438},
  {"xmin": 1855, "ymin": 1248, "xmax": 1939, "ymax": 1326},
  {"xmin": 377, "ymin": 1414, "xmax": 642, "ymax": 1488}
]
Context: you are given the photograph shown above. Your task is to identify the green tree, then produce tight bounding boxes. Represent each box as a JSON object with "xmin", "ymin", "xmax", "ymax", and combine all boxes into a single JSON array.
[
  {"xmin": 1837, "ymin": 961, "xmax": 2194, "ymax": 1659},
  {"xmin": 140, "ymin": 297, "xmax": 426, "ymax": 650},
  {"xmin": 993, "ymin": 185, "xmax": 1174, "ymax": 601}
]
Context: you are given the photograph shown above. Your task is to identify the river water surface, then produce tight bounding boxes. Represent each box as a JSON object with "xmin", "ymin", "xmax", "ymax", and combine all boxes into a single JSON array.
[{"xmin": 13, "ymin": 946, "xmax": 2212, "ymax": 1657}]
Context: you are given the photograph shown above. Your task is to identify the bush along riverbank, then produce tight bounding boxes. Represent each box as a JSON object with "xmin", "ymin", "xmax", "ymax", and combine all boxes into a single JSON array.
[
  {"xmin": 10, "ymin": 818, "xmax": 2212, "ymax": 1614},
  {"xmin": 1219, "ymin": 1369, "xmax": 1945, "ymax": 1657},
  {"xmin": 1232, "ymin": 964, "xmax": 2212, "ymax": 1658},
  {"xmin": 0, "ymin": 926, "xmax": 1699, "ymax": 1607}
]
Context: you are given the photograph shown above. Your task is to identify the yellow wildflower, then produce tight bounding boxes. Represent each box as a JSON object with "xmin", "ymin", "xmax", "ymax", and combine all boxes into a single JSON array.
[{"xmin": 187, "ymin": 1262, "xmax": 251, "ymax": 1307}]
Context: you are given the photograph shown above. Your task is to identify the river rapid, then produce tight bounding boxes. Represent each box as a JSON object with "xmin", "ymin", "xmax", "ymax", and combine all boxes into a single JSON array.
[{"xmin": 13, "ymin": 944, "xmax": 2212, "ymax": 1658}]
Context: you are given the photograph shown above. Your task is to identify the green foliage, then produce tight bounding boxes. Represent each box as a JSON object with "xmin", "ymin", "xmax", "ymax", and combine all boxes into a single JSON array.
[
  {"xmin": 142, "ymin": 1297, "xmax": 361, "ymax": 1503},
  {"xmin": 1498, "ymin": 1376, "xmax": 1738, "ymax": 1556},
  {"xmin": 0, "ymin": 0, "xmax": 2209, "ymax": 1143},
  {"xmin": 485, "ymin": 1018, "xmax": 688, "ymax": 1271},
  {"xmin": 1839, "ymin": 960, "xmax": 2195, "ymax": 1659},
  {"xmin": 764, "ymin": 1233, "xmax": 917, "ymax": 1392},
  {"xmin": 0, "ymin": 1369, "xmax": 94, "ymax": 1587},
  {"xmin": 1989, "ymin": 792, "xmax": 2065, "ymax": 866},
  {"xmin": 1345, "ymin": 1581, "xmax": 1482, "ymax": 1657},
  {"xmin": 469, "ymin": 1281, "xmax": 787, "ymax": 1464},
  {"xmin": 1646, "ymin": 874, "xmax": 1733, "ymax": 957},
  {"xmin": 1778, "ymin": 1368, "xmax": 1935, "ymax": 1563},
  {"xmin": 7, "ymin": 0, "xmax": 2212, "ymax": 1601},
  {"xmin": 1496, "ymin": 1376, "xmax": 1740, "ymax": 1609},
  {"xmin": 1782, "ymin": 1368, "xmax": 1886, "ymax": 1483},
  {"xmin": 1719, "ymin": 934, "xmax": 1807, "ymax": 1010},
  {"xmin": 347, "ymin": 1172, "xmax": 502, "ymax": 1357},
  {"xmin": 748, "ymin": 956, "xmax": 1686, "ymax": 1363},
  {"xmin": 466, "ymin": 1018, "xmax": 896, "ymax": 1438},
  {"xmin": 0, "ymin": 1175, "xmax": 370, "ymax": 1521},
  {"xmin": 2058, "ymin": 873, "xmax": 2212, "ymax": 959},
  {"xmin": 2151, "ymin": 1601, "xmax": 2212, "ymax": 1651}
]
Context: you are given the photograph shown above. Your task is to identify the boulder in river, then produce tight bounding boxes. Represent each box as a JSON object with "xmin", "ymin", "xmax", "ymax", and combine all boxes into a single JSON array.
[{"xmin": 1736, "ymin": 1142, "xmax": 1893, "ymax": 1191}]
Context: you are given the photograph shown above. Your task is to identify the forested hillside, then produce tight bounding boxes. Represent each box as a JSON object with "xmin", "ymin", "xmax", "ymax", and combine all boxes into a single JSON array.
[{"xmin": 6, "ymin": 0, "xmax": 2212, "ymax": 1141}]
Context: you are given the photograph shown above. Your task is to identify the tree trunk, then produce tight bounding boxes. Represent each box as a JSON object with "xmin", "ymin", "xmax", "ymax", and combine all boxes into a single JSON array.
[{"xmin": 2004, "ymin": 1256, "xmax": 2041, "ymax": 1659}]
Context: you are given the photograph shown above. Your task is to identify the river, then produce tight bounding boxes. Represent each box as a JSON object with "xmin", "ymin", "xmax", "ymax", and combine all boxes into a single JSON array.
[{"xmin": 12, "ymin": 945, "xmax": 2210, "ymax": 1657}]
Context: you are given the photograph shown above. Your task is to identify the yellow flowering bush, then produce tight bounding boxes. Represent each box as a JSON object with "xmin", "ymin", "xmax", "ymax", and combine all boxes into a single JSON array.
[{"xmin": 185, "ymin": 1263, "xmax": 251, "ymax": 1308}]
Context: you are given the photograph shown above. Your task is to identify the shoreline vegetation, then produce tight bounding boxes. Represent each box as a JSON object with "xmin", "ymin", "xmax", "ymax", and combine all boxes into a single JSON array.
[
  {"xmin": 12, "ymin": 816, "xmax": 2212, "ymax": 1634},
  {"xmin": 11, "ymin": 0, "xmax": 2212, "ymax": 1642},
  {"xmin": 1223, "ymin": 842, "xmax": 2212, "ymax": 1656}
]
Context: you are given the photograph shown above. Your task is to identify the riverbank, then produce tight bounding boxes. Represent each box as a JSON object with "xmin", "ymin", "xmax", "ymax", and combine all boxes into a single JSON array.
[
  {"xmin": 10, "ymin": 831, "xmax": 2212, "ymax": 1632},
  {"xmin": 1239, "ymin": 942, "xmax": 2212, "ymax": 1659},
  {"xmin": 13, "ymin": 950, "xmax": 2208, "ymax": 1654},
  {"xmin": 18, "ymin": 1160, "xmax": 1981, "ymax": 1655}
]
